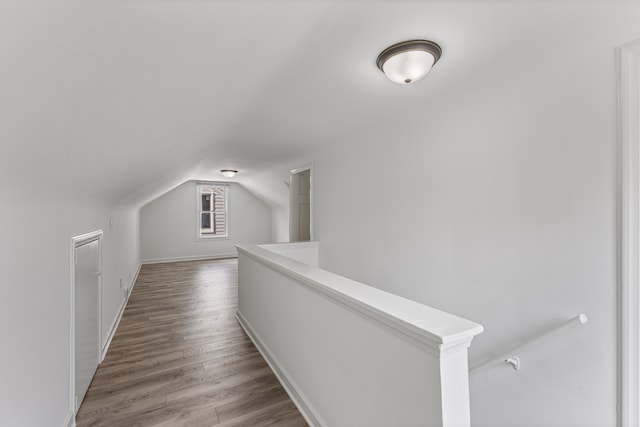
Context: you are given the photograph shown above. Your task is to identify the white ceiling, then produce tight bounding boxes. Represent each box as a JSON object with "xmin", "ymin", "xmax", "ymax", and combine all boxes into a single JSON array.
[{"xmin": 2, "ymin": 0, "xmax": 639, "ymax": 208}]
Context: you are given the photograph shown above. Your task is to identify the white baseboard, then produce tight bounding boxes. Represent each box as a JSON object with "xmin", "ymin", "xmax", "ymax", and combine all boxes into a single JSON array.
[
  {"xmin": 63, "ymin": 409, "xmax": 75, "ymax": 427},
  {"xmin": 235, "ymin": 310, "xmax": 325, "ymax": 427},
  {"xmin": 129, "ymin": 262, "xmax": 141, "ymax": 297},
  {"xmin": 141, "ymin": 253, "xmax": 237, "ymax": 265},
  {"xmin": 101, "ymin": 263, "xmax": 141, "ymax": 361}
]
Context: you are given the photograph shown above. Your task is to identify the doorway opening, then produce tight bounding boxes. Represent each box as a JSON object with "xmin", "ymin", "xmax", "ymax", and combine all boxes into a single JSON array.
[
  {"xmin": 617, "ymin": 39, "xmax": 640, "ymax": 427},
  {"xmin": 289, "ymin": 165, "xmax": 313, "ymax": 242},
  {"xmin": 70, "ymin": 230, "xmax": 103, "ymax": 417}
]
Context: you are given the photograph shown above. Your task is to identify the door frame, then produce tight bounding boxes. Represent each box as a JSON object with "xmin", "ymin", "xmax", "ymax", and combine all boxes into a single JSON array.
[
  {"xmin": 617, "ymin": 39, "xmax": 640, "ymax": 427},
  {"xmin": 69, "ymin": 230, "xmax": 103, "ymax": 416},
  {"xmin": 289, "ymin": 164, "xmax": 314, "ymax": 242}
]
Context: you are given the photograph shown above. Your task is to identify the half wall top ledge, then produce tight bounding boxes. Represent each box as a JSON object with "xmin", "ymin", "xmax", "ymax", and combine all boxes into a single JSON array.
[
  {"xmin": 236, "ymin": 241, "xmax": 483, "ymax": 354},
  {"xmin": 236, "ymin": 241, "xmax": 483, "ymax": 426}
]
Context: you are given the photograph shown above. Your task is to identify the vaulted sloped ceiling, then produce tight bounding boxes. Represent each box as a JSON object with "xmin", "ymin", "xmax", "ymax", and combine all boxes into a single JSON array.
[{"xmin": 1, "ymin": 1, "xmax": 637, "ymax": 209}]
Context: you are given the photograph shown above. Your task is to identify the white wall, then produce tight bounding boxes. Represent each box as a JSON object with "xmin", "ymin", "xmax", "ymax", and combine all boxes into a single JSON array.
[
  {"xmin": 301, "ymin": 15, "xmax": 639, "ymax": 427},
  {"xmin": 0, "ymin": 191, "xmax": 140, "ymax": 427},
  {"xmin": 258, "ymin": 242, "xmax": 319, "ymax": 267},
  {"xmin": 101, "ymin": 206, "xmax": 141, "ymax": 343},
  {"xmin": 140, "ymin": 181, "xmax": 272, "ymax": 262}
]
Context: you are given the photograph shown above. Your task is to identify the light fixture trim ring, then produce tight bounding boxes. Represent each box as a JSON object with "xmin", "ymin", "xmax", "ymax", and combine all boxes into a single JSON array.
[{"xmin": 376, "ymin": 39, "xmax": 443, "ymax": 73}]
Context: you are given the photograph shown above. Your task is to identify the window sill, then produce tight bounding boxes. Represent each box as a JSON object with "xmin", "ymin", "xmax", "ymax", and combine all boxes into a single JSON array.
[{"xmin": 196, "ymin": 236, "xmax": 229, "ymax": 242}]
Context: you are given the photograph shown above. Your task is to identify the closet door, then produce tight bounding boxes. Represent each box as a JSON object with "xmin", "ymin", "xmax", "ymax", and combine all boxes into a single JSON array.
[{"xmin": 75, "ymin": 238, "xmax": 100, "ymax": 410}]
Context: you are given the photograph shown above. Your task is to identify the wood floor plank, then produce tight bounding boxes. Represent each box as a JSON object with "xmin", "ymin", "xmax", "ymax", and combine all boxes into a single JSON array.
[
  {"xmin": 76, "ymin": 258, "xmax": 307, "ymax": 427},
  {"xmin": 216, "ymin": 400, "xmax": 308, "ymax": 427},
  {"xmin": 214, "ymin": 386, "xmax": 291, "ymax": 423},
  {"xmin": 85, "ymin": 362, "xmax": 206, "ymax": 399}
]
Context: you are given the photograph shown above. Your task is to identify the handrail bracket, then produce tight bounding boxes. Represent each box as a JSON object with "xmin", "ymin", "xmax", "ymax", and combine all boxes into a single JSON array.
[{"xmin": 505, "ymin": 356, "xmax": 521, "ymax": 370}]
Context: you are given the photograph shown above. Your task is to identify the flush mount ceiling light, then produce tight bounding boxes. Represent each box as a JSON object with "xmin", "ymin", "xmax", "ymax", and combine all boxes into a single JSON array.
[
  {"xmin": 376, "ymin": 40, "xmax": 442, "ymax": 85},
  {"xmin": 220, "ymin": 169, "xmax": 238, "ymax": 178}
]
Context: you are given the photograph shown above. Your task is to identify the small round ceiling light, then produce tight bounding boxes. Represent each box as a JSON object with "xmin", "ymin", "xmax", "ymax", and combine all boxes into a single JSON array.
[
  {"xmin": 376, "ymin": 40, "xmax": 442, "ymax": 85},
  {"xmin": 220, "ymin": 169, "xmax": 238, "ymax": 178}
]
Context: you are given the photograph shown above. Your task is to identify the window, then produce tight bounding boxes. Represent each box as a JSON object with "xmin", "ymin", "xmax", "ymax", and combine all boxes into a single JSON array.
[{"xmin": 197, "ymin": 183, "xmax": 228, "ymax": 239}]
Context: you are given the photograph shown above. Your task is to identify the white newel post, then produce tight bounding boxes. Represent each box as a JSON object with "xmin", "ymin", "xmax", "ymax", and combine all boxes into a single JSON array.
[{"xmin": 439, "ymin": 341, "xmax": 474, "ymax": 426}]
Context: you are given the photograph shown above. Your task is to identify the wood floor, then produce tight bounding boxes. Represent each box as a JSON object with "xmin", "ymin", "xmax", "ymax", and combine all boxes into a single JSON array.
[{"xmin": 76, "ymin": 258, "xmax": 308, "ymax": 427}]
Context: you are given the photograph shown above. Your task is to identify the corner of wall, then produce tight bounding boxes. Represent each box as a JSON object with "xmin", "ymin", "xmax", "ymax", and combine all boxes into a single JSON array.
[{"xmin": 63, "ymin": 408, "xmax": 75, "ymax": 427}]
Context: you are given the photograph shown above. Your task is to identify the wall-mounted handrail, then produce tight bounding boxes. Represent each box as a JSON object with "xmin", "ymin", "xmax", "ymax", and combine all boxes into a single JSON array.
[{"xmin": 469, "ymin": 314, "xmax": 588, "ymax": 375}]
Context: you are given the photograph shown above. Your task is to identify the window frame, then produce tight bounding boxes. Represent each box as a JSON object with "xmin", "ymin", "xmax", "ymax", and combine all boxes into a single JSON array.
[{"xmin": 195, "ymin": 182, "xmax": 229, "ymax": 241}]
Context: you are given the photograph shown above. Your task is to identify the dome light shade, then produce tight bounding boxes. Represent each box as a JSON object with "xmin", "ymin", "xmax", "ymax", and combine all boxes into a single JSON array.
[
  {"xmin": 376, "ymin": 40, "xmax": 442, "ymax": 85},
  {"xmin": 220, "ymin": 169, "xmax": 237, "ymax": 178}
]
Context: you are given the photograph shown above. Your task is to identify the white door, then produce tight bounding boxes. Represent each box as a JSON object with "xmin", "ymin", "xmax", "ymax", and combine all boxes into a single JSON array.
[
  {"xmin": 290, "ymin": 168, "xmax": 311, "ymax": 241},
  {"xmin": 75, "ymin": 239, "xmax": 100, "ymax": 411}
]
